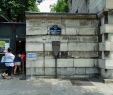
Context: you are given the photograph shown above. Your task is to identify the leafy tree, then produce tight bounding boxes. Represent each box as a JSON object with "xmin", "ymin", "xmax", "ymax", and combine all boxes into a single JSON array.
[
  {"xmin": 50, "ymin": 0, "xmax": 69, "ymax": 12},
  {"xmin": 0, "ymin": 0, "xmax": 39, "ymax": 22}
]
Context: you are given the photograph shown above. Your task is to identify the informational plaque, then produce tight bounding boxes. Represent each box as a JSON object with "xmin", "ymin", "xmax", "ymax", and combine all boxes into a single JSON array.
[
  {"xmin": 27, "ymin": 53, "xmax": 37, "ymax": 60},
  {"xmin": 49, "ymin": 25, "xmax": 61, "ymax": 35}
]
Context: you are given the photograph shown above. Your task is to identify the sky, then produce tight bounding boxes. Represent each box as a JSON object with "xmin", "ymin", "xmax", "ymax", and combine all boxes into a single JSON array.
[{"xmin": 38, "ymin": 0, "xmax": 58, "ymax": 12}]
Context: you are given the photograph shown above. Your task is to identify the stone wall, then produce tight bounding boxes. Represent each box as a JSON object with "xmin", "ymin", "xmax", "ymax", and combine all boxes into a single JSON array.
[
  {"xmin": 69, "ymin": 0, "xmax": 113, "ymax": 13},
  {"xmin": 26, "ymin": 13, "xmax": 99, "ymax": 78},
  {"xmin": 69, "ymin": 0, "xmax": 88, "ymax": 13},
  {"xmin": 99, "ymin": 11, "xmax": 113, "ymax": 79}
]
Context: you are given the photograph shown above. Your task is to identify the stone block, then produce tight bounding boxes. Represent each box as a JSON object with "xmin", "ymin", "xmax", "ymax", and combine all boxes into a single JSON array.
[
  {"xmin": 60, "ymin": 43, "xmax": 68, "ymax": 51},
  {"xmin": 57, "ymin": 68, "xmax": 75, "ymax": 75},
  {"xmin": 26, "ymin": 19, "xmax": 47, "ymax": 27},
  {"xmin": 45, "ymin": 43, "xmax": 52, "ymax": 51},
  {"xmin": 74, "ymin": 59, "xmax": 97, "ymax": 67},
  {"xmin": 73, "ymin": 75, "xmax": 90, "ymax": 78},
  {"xmin": 64, "ymin": 20, "xmax": 79, "ymax": 27},
  {"xmin": 26, "ymin": 67, "xmax": 35, "ymax": 75},
  {"xmin": 69, "ymin": 51, "xmax": 98, "ymax": 58},
  {"xmin": 89, "ymin": 0, "xmax": 105, "ymax": 13},
  {"xmin": 26, "ymin": 36, "xmax": 44, "ymax": 43},
  {"xmin": 108, "ymin": 34, "xmax": 113, "ymax": 42},
  {"xmin": 77, "ymin": 27, "xmax": 98, "ymax": 35},
  {"xmin": 26, "ymin": 35, "xmax": 98, "ymax": 43},
  {"xmin": 45, "ymin": 68, "xmax": 55, "ymax": 75},
  {"xmin": 45, "ymin": 58, "xmax": 55, "ymax": 67},
  {"xmin": 102, "ymin": 34, "xmax": 113, "ymax": 42},
  {"xmin": 26, "ymin": 56, "xmax": 44, "ymax": 67},
  {"xmin": 106, "ymin": 0, "xmax": 113, "ymax": 9},
  {"xmin": 99, "ymin": 59, "xmax": 113, "ymax": 69},
  {"xmin": 101, "ymin": 24, "xmax": 113, "ymax": 34},
  {"xmin": 68, "ymin": 43, "xmax": 98, "ymax": 51},
  {"xmin": 101, "ymin": 68, "xmax": 113, "ymax": 79},
  {"xmin": 85, "ymin": 68, "xmax": 98, "ymax": 74},
  {"xmin": 35, "ymin": 68, "xmax": 44, "ymax": 75},
  {"xmin": 47, "ymin": 20, "xmax": 61, "ymax": 25},
  {"xmin": 57, "ymin": 59, "xmax": 74, "ymax": 67},
  {"xmin": 99, "ymin": 42, "xmax": 113, "ymax": 51},
  {"xmin": 75, "ymin": 68, "xmax": 86, "ymax": 75},
  {"xmin": 101, "ymin": 51, "xmax": 113, "ymax": 59},
  {"xmin": 26, "ymin": 43, "xmax": 43, "ymax": 51},
  {"xmin": 108, "ymin": 14, "xmax": 113, "ymax": 24},
  {"xmin": 66, "ymin": 27, "xmax": 98, "ymax": 35},
  {"xmin": 26, "ymin": 26, "xmax": 47, "ymax": 35}
]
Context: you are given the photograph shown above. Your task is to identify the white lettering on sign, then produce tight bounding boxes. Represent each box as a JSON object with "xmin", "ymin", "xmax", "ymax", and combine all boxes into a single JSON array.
[{"xmin": 27, "ymin": 53, "xmax": 37, "ymax": 60}]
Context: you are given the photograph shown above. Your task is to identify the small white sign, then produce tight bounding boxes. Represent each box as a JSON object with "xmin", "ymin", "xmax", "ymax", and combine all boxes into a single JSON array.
[{"xmin": 27, "ymin": 53, "xmax": 37, "ymax": 60}]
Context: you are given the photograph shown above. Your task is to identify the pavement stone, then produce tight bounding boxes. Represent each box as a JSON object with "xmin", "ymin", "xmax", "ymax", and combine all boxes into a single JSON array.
[{"xmin": 0, "ymin": 75, "xmax": 113, "ymax": 95}]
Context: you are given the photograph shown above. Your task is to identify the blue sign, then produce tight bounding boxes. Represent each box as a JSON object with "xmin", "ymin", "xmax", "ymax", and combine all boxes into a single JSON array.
[
  {"xmin": 27, "ymin": 53, "xmax": 37, "ymax": 60},
  {"xmin": 49, "ymin": 25, "xmax": 61, "ymax": 35}
]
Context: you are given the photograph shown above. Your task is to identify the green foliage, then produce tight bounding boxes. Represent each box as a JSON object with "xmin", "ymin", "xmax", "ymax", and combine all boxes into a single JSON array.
[
  {"xmin": 50, "ymin": 0, "xmax": 69, "ymax": 12},
  {"xmin": 0, "ymin": 0, "xmax": 39, "ymax": 22}
]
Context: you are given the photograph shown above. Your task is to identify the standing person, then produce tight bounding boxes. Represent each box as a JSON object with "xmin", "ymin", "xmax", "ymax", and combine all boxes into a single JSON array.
[
  {"xmin": 14, "ymin": 54, "xmax": 22, "ymax": 75},
  {"xmin": 1, "ymin": 48, "xmax": 15, "ymax": 79},
  {"xmin": 21, "ymin": 51, "xmax": 26, "ymax": 75}
]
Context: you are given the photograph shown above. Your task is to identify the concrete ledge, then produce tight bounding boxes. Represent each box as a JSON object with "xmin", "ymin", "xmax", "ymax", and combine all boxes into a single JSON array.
[
  {"xmin": 99, "ymin": 42, "xmax": 113, "ymax": 51},
  {"xmin": 99, "ymin": 59, "xmax": 113, "ymax": 69},
  {"xmin": 101, "ymin": 24, "xmax": 113, "ymax": 34},
  {"xmin": 104, "ymin": 79, "xmax": 113, "ymax": 83}
]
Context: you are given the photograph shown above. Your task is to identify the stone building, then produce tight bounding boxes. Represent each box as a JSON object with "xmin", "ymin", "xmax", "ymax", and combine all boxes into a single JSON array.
[
  {"xmin": 68, "ymin": 0, "xmax": 113, "ymax": 79},
  {"xmin": 26, "ymin": 0, "xmax": 113, "ymax": 80},
  {"xmin": 26, "ymin": 13, "xmax": 99, "ymax": 78}
]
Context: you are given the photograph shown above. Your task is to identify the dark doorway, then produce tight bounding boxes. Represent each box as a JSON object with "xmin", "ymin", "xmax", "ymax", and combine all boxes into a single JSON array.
[
  {"xmin": 15, "ymin": 38, "xmax": 26, "ymax": 76},
  {"xmin": 16, "ymin": 38, "xmax": 25, "ymax": 54}
]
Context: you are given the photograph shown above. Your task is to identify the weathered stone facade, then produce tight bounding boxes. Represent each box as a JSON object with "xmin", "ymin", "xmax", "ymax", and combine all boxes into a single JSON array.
[
  {"xmin": 68, "ymin": 0, "xmax": 113, "ymax": 13},
  {"xmin": 26, "ymin": 0, "xmax": 113, "ymax": 79},
  {"xmin": 26, "ymin": 13, "xmax": 99, "ymax": 78},
  {"xmin": 68, "ymin": 0, "xmax": 113, "ymax": 79}
]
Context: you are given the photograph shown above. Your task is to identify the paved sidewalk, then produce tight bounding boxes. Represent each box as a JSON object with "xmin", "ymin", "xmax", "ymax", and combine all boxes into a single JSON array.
[{"xmin": 0, "ymin": 76, "xmax": 113, "ymax": 95}]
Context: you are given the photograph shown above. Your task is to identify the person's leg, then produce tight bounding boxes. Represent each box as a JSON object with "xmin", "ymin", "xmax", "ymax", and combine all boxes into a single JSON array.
[
  {"xmin": 18, "ymin": 65, "xmax": 21, "ymax": 74},
  {"xmin": 7, "ymin": 66, "xmax": 13, "ymax": 76},
  {"xmin": 14, "ymin": 65, "xmax": 17, "ymax": 74},
  {"xmin": 1, "ymin": 67, "xmax": 9, "ymax": 79}
]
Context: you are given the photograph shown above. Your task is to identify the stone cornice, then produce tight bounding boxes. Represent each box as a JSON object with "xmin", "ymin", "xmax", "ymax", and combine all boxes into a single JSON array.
[{"xmin": 26, "ymin": 12, "xmax": 97, "ymax": 20}]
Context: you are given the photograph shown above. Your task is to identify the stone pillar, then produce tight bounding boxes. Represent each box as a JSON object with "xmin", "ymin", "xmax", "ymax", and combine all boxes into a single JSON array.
[{"xmin": 99, "ymin": 10, "xmax": 113, "ymax": 79}]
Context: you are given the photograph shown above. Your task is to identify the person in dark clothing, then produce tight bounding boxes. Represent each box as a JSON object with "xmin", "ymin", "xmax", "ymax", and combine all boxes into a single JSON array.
[{"xmin": 14, "ymin": 54, "xmax": 22, "ymax": 74}]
